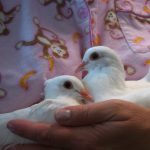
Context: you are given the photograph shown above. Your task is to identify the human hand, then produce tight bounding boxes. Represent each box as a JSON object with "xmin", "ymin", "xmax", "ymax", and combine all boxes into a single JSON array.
[{"xmin": 7, "ymin": 100, "xmax": 150, "ymax": 150}]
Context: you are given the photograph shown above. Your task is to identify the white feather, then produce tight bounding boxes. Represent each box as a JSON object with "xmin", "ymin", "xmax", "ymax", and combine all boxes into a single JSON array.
[
  {"xmin": 81, "ymin": 46, "xmax": 150, "ymax": 107},
  {"xmin": 0, "ymin": 75, "xmax": 88, "ymax": 147}
]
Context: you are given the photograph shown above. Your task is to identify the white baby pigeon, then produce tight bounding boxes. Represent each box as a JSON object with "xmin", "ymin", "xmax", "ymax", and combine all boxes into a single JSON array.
[
  {"xmin": 76, "ymin": 46, "xmax": 150, "ymax": 107},
  {"xmin": 0, "ymin": 75, "xmax": 92, "ymax": 148}
]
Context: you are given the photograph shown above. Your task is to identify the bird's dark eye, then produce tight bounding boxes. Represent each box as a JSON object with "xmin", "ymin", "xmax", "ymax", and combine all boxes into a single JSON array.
[
  {"xmin": 90, "ymin": 52, "xmax": 99, "ymax": 61},
  {"xmin": 63, "ymin": 81, "xmax": 73, "ymax": 89}
]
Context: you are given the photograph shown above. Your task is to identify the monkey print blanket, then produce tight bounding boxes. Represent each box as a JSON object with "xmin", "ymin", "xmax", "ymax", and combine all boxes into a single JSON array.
[{"xmin": 0, "ymin": 0, "xmax": 150, "ymax": 113}]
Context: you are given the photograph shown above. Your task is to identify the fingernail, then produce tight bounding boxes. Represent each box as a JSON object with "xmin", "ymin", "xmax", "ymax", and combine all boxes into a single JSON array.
[
  {"xmin": 55, "ymin": 109, "xmax": 71, "ymax": 121},
  {"xmin": 7, "ymin": 122, "xmax": 17, "ymax": 133}
]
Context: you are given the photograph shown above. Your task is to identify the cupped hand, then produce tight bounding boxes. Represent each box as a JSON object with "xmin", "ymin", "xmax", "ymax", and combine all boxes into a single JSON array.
[{"xmin": 7, "ymin": 100, "xmax": 150, "ymax": 150}]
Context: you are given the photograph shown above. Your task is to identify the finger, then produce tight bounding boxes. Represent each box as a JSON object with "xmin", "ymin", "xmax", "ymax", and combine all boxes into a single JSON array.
[
  {"xmin": 7, "ymin": 120, "xmax": 75, "ymax": 149},
  {"xmin": 6, "ymin": 144, "xmax": 60, "ymax": 150},
  {"xmin": 55, "ymin": 99, "xmax": 131, "ymax": 126},
  {"xmin": 7, "ymin": 119, "xmax": 116, "ymax": 149}
]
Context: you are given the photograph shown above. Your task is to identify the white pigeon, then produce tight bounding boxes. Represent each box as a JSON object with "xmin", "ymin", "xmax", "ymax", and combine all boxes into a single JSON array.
[
  {"xmin": 76, "ymin": 46, "xmax": 150, "ymax": 107},
  {"xmin": 0, "ymin": 75, "xmax": 92, "ymax": 148}
]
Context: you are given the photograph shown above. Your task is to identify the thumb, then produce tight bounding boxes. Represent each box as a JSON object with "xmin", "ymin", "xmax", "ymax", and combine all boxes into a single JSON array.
[{"xmin": 55, "ymin": 99, "xmax": 124, "ymax": 126}]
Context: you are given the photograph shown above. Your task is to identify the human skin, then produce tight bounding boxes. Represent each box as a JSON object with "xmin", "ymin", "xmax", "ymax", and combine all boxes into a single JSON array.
[{"xmin": 7, "ymin": 100, "xmax": 150, "ymax": 150}]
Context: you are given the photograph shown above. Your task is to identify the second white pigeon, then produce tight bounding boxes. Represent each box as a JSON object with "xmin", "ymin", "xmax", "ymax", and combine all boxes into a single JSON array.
[{"xmin": 76, "ymin": 46, "xmax": 150, "ymax": 107}]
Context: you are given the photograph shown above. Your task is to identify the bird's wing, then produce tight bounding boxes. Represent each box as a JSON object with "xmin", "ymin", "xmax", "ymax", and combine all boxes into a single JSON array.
[
  {"xmin": 116, "ymin": 87, "xmax": 150, "ymax": 108},
  {"xmin": 0, "ymin": 98, "xmax": 78, "ymax": 146},
  {"xmin": 125, "ymin": 80, "xmax": 150, "ymax": 90},
  {"xmin": 29, "ymin": 98, "xmax": 79, "ymax": 123},
  {"xmin": 0, "ymin": 107, "xmax": 33, "ymax": 146}
]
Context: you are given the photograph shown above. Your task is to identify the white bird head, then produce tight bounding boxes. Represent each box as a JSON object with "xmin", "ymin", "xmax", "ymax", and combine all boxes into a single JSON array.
[
  {"xmin": 44, "ymin": 75, "xmax": 93, "ymax": 104},
  {"xmin": 76, "ymin": 46, "xmax": 125, "ymax": 75},
  {"xmin": 75, "ymin": 46, "xmax": 126, "ymax": 101}
]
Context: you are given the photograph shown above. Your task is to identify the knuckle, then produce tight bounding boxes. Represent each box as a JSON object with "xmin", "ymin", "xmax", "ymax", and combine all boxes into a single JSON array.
[
  {"xmin": 108, "ymin": 100, "xmax": 134, "ymax": 121},
  {"xmin": 71, "ymin": 105, "xmax": 90, "ymax": 122},
  {"xmin": 80, "ymin": 105, "xmax": 91, "ymax": 121}
]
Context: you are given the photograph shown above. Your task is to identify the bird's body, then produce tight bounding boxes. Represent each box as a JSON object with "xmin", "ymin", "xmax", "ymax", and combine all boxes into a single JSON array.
[
  {"xmin": 77, "ymin": 46, "xmax": 150, "ymax": 108},
  {"xmin": 0, "ymin": 75, "xmax": 92, "ymax": 146},
  {"xmin": 0, "ymin": 99, "xmax": 78, "ymax": 146},
  {"xmin": 83, "ymin": 66, "xmax": 125, "ymax": 101}
]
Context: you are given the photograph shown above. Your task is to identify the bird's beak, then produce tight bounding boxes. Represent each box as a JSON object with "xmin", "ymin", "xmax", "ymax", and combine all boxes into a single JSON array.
[
  {"xmin": 80, "ymin": 89, "xmax": 93, "ymax": 103},
  {"xmin": 75, "ymin": 61, "xmax": 88, "ymax": 73}
]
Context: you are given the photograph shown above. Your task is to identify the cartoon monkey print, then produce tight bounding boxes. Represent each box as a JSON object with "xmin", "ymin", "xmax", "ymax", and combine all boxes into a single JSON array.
[
  {"xmin": 115, "ymin": 0, "xmax": 150, "ymax": 25},
  {"xmin": 104, "ymin": 9, "xmax": 123, "ymax": 39},
  {"xmin": 0, "ymin": 1, "xmax": 20, "ymax": 36},
  {"xmin": 15, "ymin": 17, "xmax": 69, "ymax": 71},
  {"xmin": 39, "ymin": 0, "xmax": 73, "ymax": 20}
]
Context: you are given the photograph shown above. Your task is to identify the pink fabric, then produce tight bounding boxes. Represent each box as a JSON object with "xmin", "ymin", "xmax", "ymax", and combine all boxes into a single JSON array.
[{"xmin": 0, "ymin": 0, "xmax": 150, "ymax": 113}]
